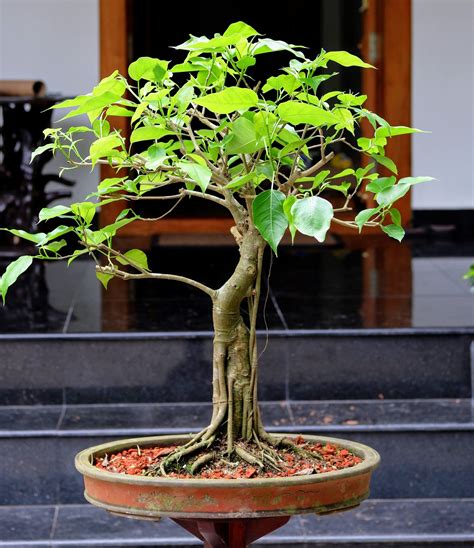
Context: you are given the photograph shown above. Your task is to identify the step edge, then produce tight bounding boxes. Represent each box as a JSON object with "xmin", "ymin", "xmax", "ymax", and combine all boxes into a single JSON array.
[
  {"xmin": 0, "ymin": 326, "xmax": 473, "ymax": 342},
  {"xmin": 1, "ymin": 422, "xmax": 474, "ymax": 439}
]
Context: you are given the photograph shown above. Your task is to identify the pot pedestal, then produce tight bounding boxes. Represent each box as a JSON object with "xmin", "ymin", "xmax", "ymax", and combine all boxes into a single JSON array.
[{"xmin": 173, "ymin": 515, "xmax": 290, "ymax": 548}]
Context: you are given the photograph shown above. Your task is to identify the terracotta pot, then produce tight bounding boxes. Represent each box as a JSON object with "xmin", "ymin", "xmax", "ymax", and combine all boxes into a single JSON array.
[{"xmin": 75, "ymin": 434, "xmax": 379, "ymax": 520}]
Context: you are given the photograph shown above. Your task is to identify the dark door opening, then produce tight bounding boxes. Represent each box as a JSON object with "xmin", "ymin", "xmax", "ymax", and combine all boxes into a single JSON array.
[{"xmin": 130, "ymin": 0, "xmax": 364, "ymax": 220}]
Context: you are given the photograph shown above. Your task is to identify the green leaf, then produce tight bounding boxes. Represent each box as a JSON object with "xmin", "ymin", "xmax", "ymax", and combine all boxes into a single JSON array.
[
  {"xmin": 252, "ymin": 190, "xmax": 288, "ymax": 254},
  {"xmin": 323, "ymin": 51, "xmax": 374, "ymax": 69},
  {"xmin": 67, "ymin": 249, "xmax": 88, "ymax": 266},
  {"xmin": 194, "ymin": 87, "xmax": 258, "ymax": 114},
  {"xmin": 225, "ymin": 172, "xmax": 255, "ymax": 189},
  {"xmin": 101, "ymin": 217, "xmax": 136, "ymax": 239},
  {"xmin": 71, "ymin": 202, "xmax": 96, "ymax": 224},
  {"xmin": 291, "ymin": 196, "xmax": 333, "ymax": 242},
  {"xmin": 50, "ymin": 95, "xmax": 89, "ymax": 110},
  {"xmin": 41, "ymin": 239, "xmax": 67, "ymax": 253},
  {"xmin": 371, "ymin": 154, "xmax": 397, "ymax": 174},
  {"xmin": 97, "ymin": 177, "xmax": 126, "ymax": 194},
  {"xmin": 92, "ymin": 119, "xmax": 110, "ymax": 138},
  {"xmin": 96, "ymin": 271, "xmax": 113, "ymax": 289},
  {"xmin": 175, "ymin": 34, "xmax": 241, "ymax": 52},
  {"xmin": 334, "ymin": 108, "xmax": 355, "ymax": 133},
  {"xmin": 355, "ymin": 207, "xmax": 380, "ymax": 231},
  {"xmin": 117, "ymin": 249, "xmax": 149, "ymax": 271},
  {"xmin": 177, "ymin": 161, "xmax": 212, "ymax": 192},
  {"xmin": 376, "ymin": 125, "xmax": 427, "ymax": 139},
  {"xmin": 30, "ymin": 143, "xmax": 54, "ymax": 163},
  {"xmin": 375, "ymin": 177, "xmax": 433, "ymax": 206},
  {"xmin": 329, "ymin": 168, "xmax": 355, "ymax": 180},
  {"xmin": 262, "ymin": 75, "xmax": 300, "ymax": 94},
  {"xmin": 337, "ymin": 93, "xmax": 367, "ymax": 106},
  {"xmin": 37, "ymin": 225, "xmax": 73, "ymax": 246},
  {"xmin": 173, "ymin": 85, "xmax": 195, "ymax": 112},
  {"xmin": 223, "ymin": 21, "xmax": 259, "ymax": 39},
  {"xmin": 128, "ymin": 57, "xmax": 168, "ymax": 82},
  {"xmin": 89, "ymin": 134, "xmax": 123, "ymax": 165},
  {"xmin": 283, "ymin": 195, "xmax": 297, "ymax": 241},
  {"xmin": 277, "ymin": 101, "xmax": 336, "ymax": 127},
  {"xmin": 226, "ymin": 117, "xmax": 260, "ymax": 154},
  {"xmin": 236, "ymin": 56, "xmax": 256, "ymax": 70},
  {"xmin": 463, "ymin": 265, "xmax": 474, "ymax": 280},
  {"xmin": 389, "ymin": 208, "xmax": 402, "ymax": 226},
  {"xmin": 253, "ymin": 38, "xmax": 306, "ymax": 59},
  {"xmin": 309, "ymin": 170, "xmax": 331, "ymax": 190},
  {"xmin": 382, "ymin": 224, "xmax": 405, "ymax": 242},
  {"xmin": 0, "ymin": 256, "xmax": 33, "ymax": 304},
  {"xmin": 144, "ymin": 145, "xmax": 167, "ymax": 171},
  {"xmin": 93, "ymin": 72, "xmax": 125, "ymax": 96},
  {"xmin": 376, "ymin": 184, "xmax": 410, "ymax": 205},
  {"xmin": 324, "ymin": 182, "xmax": 351, "ymax": 196},
  {"xmin": 38, "ymin": 205, "xmax": 71, "ymax": 222},
  {"xmin": 62, "ymin": 92, "xmax": 120, "ymax": 120},
  {"xmin": 302, "ymin": 73, "xmax": 338, "ymax": 95},
  {"xmin": 355, "ymin": 163, "xmax": 375, "ymax": 180},
  {"xmin": 107, "ymin": 105, "xmax": 134, "ymax": 117},
  {"xmin": 366, "ymin": 176, "xmax": 396, "ymax": 194},
  {"xmin": 130, "ymin": 126, "xmax": 173, "ymax": 144},
  {"xmin": 398, "ymin": 176, "xmax": 435, "ymax": 186},
  {"xmin": 1, "ymin": 229, "xmax": 46, "ymax": 244}
]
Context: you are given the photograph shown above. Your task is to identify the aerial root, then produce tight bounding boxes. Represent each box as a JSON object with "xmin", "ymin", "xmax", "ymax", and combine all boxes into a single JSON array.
[{"xmin": 190, "ymin": 451, "xmax": 216, "ymax": 475}]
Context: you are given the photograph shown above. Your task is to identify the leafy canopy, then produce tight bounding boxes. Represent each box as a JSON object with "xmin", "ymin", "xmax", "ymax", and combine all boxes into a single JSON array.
[{"xmin": 0, "ymin": 21, "xmax": 432, "ymax": 301}]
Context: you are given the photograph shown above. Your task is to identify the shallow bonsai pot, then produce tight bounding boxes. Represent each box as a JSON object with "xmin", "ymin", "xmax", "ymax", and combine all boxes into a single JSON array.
[{"xmin": 75, "ymin": 434, "xmax": 379, "ymax": 520}]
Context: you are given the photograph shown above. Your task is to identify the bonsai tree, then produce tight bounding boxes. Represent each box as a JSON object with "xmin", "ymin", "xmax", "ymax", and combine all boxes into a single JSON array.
[{"xmin": 0, "ymin": 22, "xmax": 431, "ymax": 475}]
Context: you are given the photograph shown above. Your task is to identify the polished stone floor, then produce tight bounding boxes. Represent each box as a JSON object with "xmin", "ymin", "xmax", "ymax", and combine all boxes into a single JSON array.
[{"xmin": 0, "ymin": 235, "xmax": 472, "ymax": 333}]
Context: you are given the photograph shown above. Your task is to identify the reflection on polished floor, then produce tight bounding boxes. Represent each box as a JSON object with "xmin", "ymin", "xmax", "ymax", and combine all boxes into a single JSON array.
[{"xmin": 0, "ymin": 235, "xmax": 473, "ymax": 333}]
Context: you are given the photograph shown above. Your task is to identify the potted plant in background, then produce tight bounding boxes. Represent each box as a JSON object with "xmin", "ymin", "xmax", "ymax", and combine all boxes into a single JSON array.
[{"xmin": 0, "ymin": 22, "xmax": 432, "ymax": 547}]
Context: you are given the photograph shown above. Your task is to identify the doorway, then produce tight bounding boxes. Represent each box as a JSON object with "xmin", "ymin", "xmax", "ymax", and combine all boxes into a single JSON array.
[{"xmin": 99, "ymin": 0, "xmax": 412, "ymax": 235}]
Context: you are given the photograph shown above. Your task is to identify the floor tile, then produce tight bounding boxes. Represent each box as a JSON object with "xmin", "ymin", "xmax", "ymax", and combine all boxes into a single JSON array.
[{"xmin": 0, "ymin": 505, "xmax": 54, "ymax": 541}]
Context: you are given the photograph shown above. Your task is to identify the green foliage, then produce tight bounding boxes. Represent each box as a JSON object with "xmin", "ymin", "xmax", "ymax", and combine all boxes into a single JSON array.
[
  {"xmin": 0, "ymin": 21, "xmax": 433, "ymax": 300},
  {"xmin": 291, "ymin": 197, "xmax": 333, "ymax": 242},
  {"xmin": 194, "ymin": 87, "xmax": 258, "ymax": 114},
  {"xmin": 0, "ymin": 256, "xmax": 33, "ymax": 304},
  {"xmin": 252, "ymin": 190, "xmax": 287, "ymax": 254}
]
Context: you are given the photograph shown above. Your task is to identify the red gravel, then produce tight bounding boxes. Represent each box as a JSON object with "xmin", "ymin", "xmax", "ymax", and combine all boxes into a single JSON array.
[{"xmin": 95, "ymin": 437, "xmax": 363, "ymax": 479}]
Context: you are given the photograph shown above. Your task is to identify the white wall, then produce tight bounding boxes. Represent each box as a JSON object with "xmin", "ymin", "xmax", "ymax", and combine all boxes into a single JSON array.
[
  {"xmin": 0, "ymin": 0, "xmax": 100, "ymax": 202},
  {"xmin": 412, "ymin": 0, "xmax": 474, "ymax": 210},
  {"xmin": 0, "ymin": 0, "xmax": 472, "ymax": 210}
]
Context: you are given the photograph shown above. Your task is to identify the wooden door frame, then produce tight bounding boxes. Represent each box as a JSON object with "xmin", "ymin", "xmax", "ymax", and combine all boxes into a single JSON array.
[
  {"xmin": 99, "ymin": 0, "xmax": 413, "ymax": 234},
  {"xmin": 361, "ymin": 0, "xmax": 412, "ymax": 226}
]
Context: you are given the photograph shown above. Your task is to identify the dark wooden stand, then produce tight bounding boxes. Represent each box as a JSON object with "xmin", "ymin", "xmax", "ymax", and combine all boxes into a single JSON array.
[{"xmin": 172, "ymin": 516, "xmax": 290, "ymax": 548}]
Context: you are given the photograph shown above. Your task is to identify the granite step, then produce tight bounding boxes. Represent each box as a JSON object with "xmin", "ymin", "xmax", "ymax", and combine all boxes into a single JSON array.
[
  {"xmin": 0, "ymin": 329, "xmax": 473, "ymax": 405},
  {"xmin": 0, "ymin": 500, "xmax": 473, "ymax": 546},
  {"xmin": 0, "ymin": 400, "xmax": 473, "ymax": 504}
]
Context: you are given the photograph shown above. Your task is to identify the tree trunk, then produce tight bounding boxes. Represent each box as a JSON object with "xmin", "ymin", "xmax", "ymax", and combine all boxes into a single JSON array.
[
  {"xmin": 211, "ymin": 226, "xmax": 265, "ymax": 449},
  {"xmin": 150, "ymin": 227, "xmax": 268, "ymax": 474}
]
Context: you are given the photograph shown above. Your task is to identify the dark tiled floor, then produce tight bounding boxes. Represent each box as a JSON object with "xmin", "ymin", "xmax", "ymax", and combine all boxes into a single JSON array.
[
  {"xmin": 0, "ymin": 500, "xmax": 473, "ymax": 546},
  {"xmin": 0, "ymin": 237, "xmax": 473, "ymax": 333}
]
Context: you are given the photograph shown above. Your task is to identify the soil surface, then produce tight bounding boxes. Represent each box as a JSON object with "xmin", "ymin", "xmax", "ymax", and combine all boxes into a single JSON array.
[{"xmin": 95, "ymin": 436, "xmax": 363, "ymax": 479}]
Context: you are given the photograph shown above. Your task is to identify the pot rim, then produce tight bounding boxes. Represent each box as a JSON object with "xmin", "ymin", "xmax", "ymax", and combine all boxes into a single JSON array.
[{"xmin": 75, "ymin": 433, "xmax": 380, "ymax": 488}]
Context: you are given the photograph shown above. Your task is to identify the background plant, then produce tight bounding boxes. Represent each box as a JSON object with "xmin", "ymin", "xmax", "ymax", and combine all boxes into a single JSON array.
[{"xmin": 0, "ymin": 22, "xmax": 432, "ymax": 474}]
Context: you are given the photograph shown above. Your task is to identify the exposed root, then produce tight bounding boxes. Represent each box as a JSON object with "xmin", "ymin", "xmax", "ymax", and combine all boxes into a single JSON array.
[
  {"xmin": 146, "ymin": 435, "xmax": 216, "ymax": 476},
  {"xmin": 279, "ymin": 437, "xmax": 324, "ymax": 462},
  {"xmin": 191, "ymin": 452, "xmax": 216, "ymax": 475},
  {"xmin": 235, "ymin": 444, "xmax": 264, "ymax": 468}
]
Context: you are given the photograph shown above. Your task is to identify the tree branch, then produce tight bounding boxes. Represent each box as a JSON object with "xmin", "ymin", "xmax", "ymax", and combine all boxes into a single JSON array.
[
  {"xmin": 98, "ymin": 265, "xmax": 216, "ymax": 297},
  {"xmin": 287, "ymin": 152, "xmax": 335, "ymax": 186}
]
